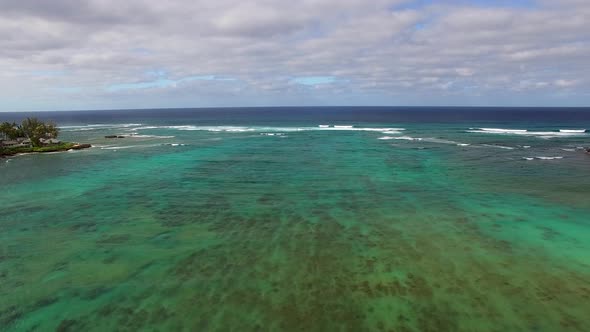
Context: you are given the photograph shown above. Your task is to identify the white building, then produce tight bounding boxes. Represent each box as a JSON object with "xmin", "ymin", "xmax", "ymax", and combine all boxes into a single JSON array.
[
  {"xmin": 39, "ymin": 138, "xmax": 61, "ymax": 145},
  {"xmin": 0, "ymin": 137, "xmax": 32, "ymax": 148}
]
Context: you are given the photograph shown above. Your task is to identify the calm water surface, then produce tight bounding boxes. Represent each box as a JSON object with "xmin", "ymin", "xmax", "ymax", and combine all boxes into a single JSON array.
[{"xmin": 1, "ymin": 107, "xmax": 590, "ymax": 331}]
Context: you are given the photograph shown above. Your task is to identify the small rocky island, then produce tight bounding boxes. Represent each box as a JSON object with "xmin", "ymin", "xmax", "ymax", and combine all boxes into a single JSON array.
[{"xmin": 0, "ymin": 118, "xmax": 91, "ymax": 157}]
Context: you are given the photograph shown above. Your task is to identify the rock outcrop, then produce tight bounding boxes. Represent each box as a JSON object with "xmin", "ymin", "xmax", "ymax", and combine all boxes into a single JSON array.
[{"xmin": 70, "ymin": 143, "xmax": 92, "ymax": 150}]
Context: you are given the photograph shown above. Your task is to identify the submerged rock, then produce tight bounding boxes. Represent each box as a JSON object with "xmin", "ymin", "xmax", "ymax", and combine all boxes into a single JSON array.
[{"xmin": 104, "ymin": 135, "xmax": 125, "ymax": 138}]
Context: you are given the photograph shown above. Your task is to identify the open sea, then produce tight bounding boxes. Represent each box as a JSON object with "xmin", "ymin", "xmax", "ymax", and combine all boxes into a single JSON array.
[{"xmin": 1, "ymin": 107, "xmax": 590, "ymax": 331}]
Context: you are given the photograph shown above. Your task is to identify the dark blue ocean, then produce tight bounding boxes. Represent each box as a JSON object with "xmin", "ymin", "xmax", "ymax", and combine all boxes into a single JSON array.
[{"xmin": 3, "ymin": 106, "xmax": 590, "ymax": 125}]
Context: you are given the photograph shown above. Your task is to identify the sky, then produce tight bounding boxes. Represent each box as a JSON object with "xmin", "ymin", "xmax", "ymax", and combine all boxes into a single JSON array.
[{"xmin": 0, "ymin": 0, "xmax": 589, "ymax": 111}]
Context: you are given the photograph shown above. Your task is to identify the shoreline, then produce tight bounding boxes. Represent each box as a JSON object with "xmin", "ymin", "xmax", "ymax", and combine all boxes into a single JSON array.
[{"xmin": 0, "ymin": 142, "xmax": 91, "ymax": 158}]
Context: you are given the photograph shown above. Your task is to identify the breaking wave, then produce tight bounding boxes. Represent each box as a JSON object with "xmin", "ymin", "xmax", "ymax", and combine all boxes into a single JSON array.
[
  {"xmin": 468, "ymin": 127, "xmax": 588, "ymax": 138},
  {"xmin": 523, "ymin": 156, "xmax": 564, "ymax": 161},
  {"xmin": 123, "ymin": 134, "xmax": 175, "ymax": 139},
  {"xmin": 482, "ymin": 144, "xmax": 515, "ymax": 150},
  {"xmin": 134, "ymin": 125, "xmax": 405, "ymax": 134},
  {"xmin": 392, "ymin": 136, "xmax": 423, "ymax": 141},
  {"xmin": 100, "ymin": 143, "xmax": 172, "ymax": 150},
  {"xmin": 559, "ymin": 129, "xmax": 586, "ymax": 133},
  {"xmin": 60, "ymin": 123, "xmax": 143, "ymax": 132},
  {"xmin": 388, "ymin": 136, "xmax": 471, "ymax": 146},
  {"xmin": 475, "ymin": 128, "xmax": 527, "ymax": 134}
]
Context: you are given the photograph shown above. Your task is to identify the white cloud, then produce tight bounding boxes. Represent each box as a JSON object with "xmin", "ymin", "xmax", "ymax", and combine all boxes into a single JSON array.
[
  {"xmin": 0, "ymin": 0, "xmax": 589, "ymax": 110},
  {"xmin": 555, "ymin": 79, "xmax": 578, "ymax": 87}
]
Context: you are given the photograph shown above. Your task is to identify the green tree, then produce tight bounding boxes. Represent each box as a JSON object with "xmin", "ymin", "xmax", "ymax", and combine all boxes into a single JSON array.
[
  {"xmin": 20, "ymin": 118, "xmax": 60, "ymax": 147},
  {"xmin": 0, "ymin": 122, "xmax": 20, "ymax": 140},
  {"xmin": 44, "ymin": 121, "xmax": 59, "ymax": 139}
]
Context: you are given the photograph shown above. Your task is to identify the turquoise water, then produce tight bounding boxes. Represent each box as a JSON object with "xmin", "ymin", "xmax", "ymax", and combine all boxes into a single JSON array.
[{"xmin": 1, "ymin": 109, "xmax": 590, "ymax": 331}]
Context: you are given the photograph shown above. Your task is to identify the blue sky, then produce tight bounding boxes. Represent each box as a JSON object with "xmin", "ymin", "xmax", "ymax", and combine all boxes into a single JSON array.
[{"xmin": 0, "ymin": 0, "xmax": 589, "ymax": 111}]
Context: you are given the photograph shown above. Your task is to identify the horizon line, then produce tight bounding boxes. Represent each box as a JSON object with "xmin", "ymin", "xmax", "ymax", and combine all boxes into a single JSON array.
[{"xmin": 2, "ymin": 105, "xmax": 590, "ymax": 113}]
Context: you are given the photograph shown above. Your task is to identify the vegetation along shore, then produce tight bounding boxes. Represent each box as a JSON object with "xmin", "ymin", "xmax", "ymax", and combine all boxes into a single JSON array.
[{"xmin": 0, "ymin": 118, "xmax": 91, "ymax": 157}]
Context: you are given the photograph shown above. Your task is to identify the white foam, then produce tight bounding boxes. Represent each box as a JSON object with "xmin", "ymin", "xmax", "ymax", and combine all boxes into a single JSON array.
[
  {"xmin": 561, "ymin": 148, "xmax": 576, "ymax": 152},
  {"xmin": 179, "ymin": 126, "xmax": 260, "ymax": 132},
  {"xmin": 256, "ymin": 127, "xmax": 305, "ymax": 132},
  {"xmin": 482, "ymin": 144, "xmax": 515, "ymax": 150},
  {"xmin": 523, "ymin": 157, "xmax": 535, "ymax": 161},
  {"xmin": 560, "ymin": 129, "xmax": 586, "ymax": 133},
  {"xmin": 479, "ymin": 128, "xmax": 528, "ymax": 133},
  {"xmin": 134, "ymin": 125, "xmax": 405, "ymax": 133},
  {"xmin": 380, "ymin": 135, "xmax": 467, "ymax": 146},
  {"xmin": 535, "ymin": 156, "xmax": 564, "ymax": 160},
  {"xmin": 536, "ymin": 132, "xmax": 586, "ymax": 139},
  {"xmin": 125, "ymin": 134, "xmax": 175, "ymax": 139},
  {"xmin": 468, "ymin": 128, "xmax": 587, "ymax": 138},
  {"xmin": 133, "ymin": 126, "xmax": 160, "ymax": 130},
  {"xmin": 393, "ymin": 136, "xmax": 423, "ymax": 141},
  {"xmin": 226, "ymin": 128, "xmax": 256, "ymax": 132},
  {"xmin": 396, "ymin": 136, "xmax": 467, "ymax": 145},
  {"xmin": 423, "ymin": 138, "xmax": 464, "ymax": 145},
  {"xmin": 313, "ymin": 126, "xmax": 404, "ymax": 132},
  {"xmin": 317, "ymin": 127, "xmax": 404, "ymax": 132}
]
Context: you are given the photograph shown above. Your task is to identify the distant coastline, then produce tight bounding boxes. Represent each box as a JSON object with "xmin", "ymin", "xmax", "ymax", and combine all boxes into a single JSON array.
[
  {"xmin": 1, "ymin": 117, "xmax": 91, "ymax": 158},
  {"xmin": 0, "ymin": 142, "xmax": 91, "ymax": 158}
]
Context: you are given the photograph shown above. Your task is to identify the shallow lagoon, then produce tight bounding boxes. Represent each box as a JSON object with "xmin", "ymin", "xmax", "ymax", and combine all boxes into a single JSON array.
[{"xmin": 1, "ymin": 108, "xmax": 590, "ymax": 331}]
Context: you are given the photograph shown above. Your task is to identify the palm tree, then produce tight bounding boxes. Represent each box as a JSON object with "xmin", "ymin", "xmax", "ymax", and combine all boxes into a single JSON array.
[
  {"xmin": 0, "ymin": 122, "xmax": 19, "ymax": 140},
  {"xmin": 20, "ymin": 118, "xmax": 60, "ymax": 147},
  {"xmin": 0, "ymin": 122, "xmax": 10, "ymax": 140},
  {"xmin": 45, "ymin": 121, "xmax": 59, "ymax": 139}
]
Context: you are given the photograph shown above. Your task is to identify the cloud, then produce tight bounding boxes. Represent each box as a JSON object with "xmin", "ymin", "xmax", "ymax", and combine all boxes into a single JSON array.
[
  {"xmin": 0, "ymin": 0, "xmax": 589, "ymax": 111},
  {"xmin": 555, "ymin": 79, "xmax": 578, "ymax": 87},
  {"xmin": 107, "ymin": 75, "xmax": 237, "ymax": 91}
]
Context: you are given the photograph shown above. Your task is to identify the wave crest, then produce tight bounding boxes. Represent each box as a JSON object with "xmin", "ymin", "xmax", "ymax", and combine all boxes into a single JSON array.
[{"xmin": 468, "ymin": 127, "xmax": 588, "ymax": 138}]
